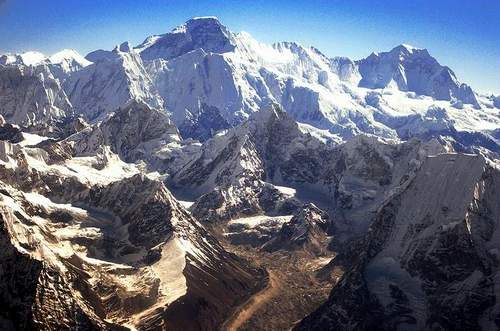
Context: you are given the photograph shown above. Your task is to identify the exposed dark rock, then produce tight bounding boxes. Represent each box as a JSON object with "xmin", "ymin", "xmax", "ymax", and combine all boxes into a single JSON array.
[{"xmin": 179, "ymin": 104, "xmax": 231, "ymax": 141}]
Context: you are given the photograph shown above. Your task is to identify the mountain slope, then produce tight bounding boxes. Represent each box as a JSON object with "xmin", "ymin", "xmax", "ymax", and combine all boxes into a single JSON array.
[
  {"xmin": 296, "ymin": 154, "xmax": 500, "ymax": 330},
  {"xmin": 47, "ymin": 49, "xmax": 93, "ymax": 82},
  {"xmin": 0, "ymin": 63, "xmax": 73, "ymax": 133},
  {"xmin": 357, "ymin": 44, "xmax": 479, "ymax": 105},
  {"xmin": 0, "ymin": 16, "xmax": 499, "ymax": 331},
  {"xmin": 64, "ymin": 43, "xmax": 163, "ymax": 121},
  {"xmin": 0, "ymin": 134, "xmax": 264, "ymax": 330},
  {"xmin": 1, "ymin": 17, "xmax": 498, "ymax": 156},
  {"xmin": 137, "ymin": 16, "xmax": 236, "ymax": 61},
  {"xmin": 68, "ymin": 100, "xmax": 181, "ymax": 164},
  {"xmin": 170, "ymin": 105, "xmax": 448, "ymax": 240},
  {"xmin": 132, "ymin": 17, "xmax": 499, "ymax": 157}
]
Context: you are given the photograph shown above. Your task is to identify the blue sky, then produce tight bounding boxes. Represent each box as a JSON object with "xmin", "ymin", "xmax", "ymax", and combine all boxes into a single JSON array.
[{"xmin": 0, "ymin": 0, "xmax": 498, "ymax": 94}]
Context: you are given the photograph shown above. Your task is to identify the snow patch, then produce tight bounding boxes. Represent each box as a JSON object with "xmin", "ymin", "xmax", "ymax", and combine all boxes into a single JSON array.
[
  {"xmin": 19, "ymin": 132, "xmax": 48, "ymax": 147},
  {"xmin": 273, "ymin": 185, "xmax": 297, "ymax": 196},
  {"xmin": 178, "ymin": 200, "xmax": 194, "ymax": 209},
  {"xmin": 228, "ymin": 215, "xmax": 293, "ymax": 229},
  {"xmin": 152, "ymin": 238, "xmax": 187, "ymax": 304}
]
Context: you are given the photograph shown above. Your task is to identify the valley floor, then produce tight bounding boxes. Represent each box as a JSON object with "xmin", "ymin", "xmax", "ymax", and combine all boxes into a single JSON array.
[
  {"xmin": 220, "ymin": 242, "xmax": 338, "ymax": 331},
  {"xmin": 223, "ymin": 270, "xmax": 281, "ymax": 331}
]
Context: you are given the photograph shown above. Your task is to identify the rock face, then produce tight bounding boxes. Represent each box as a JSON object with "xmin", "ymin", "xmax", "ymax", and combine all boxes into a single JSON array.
[
  {"xmin": 134, "ymin": 18, "xmax": 499, "ymax": 157},
  {"xmin": 0, "ymin": 122, "xmax": 23, "ymax": 144},
  {"xmin": 296, "ymin": 154, "xmax": 500, "ymax": 330},
  {"xmin": 64, "ymin": 43, "xmax": 163, "ymax": 121},
  {"xmin": 172, "ymin": 105, "xmax": 447, "ymax": 239},
  {"xmin": 263, "ymin": 204, "xmax": 330, "ymax": 254},
  {"xmin": 0, "ymin": 64, "xmax": 73, "ymax": 132},
  {"xmin": 2, "ymin": 17, "xmax": 498, "ymax": 156},
  {"xmin": 47, "ymin": 49, "xmax": 93, "ymax": 82},
  {"xmin": 138, "ymin": 16, "xmax": 236, "ymax": 62},
  {"xmin": 0, "ymin": 130, "xmax": 264, "ymax": 330},
  {"xmin": 0, "ymin": 16, "xmax": 499, "ymax": 331},
  {"xmin": 169, "ymin": 105, "xmax": 318, "ymax": 221},
  {"xmin": 494, "ymin": 95, "xmax": 500, "ymax": 109},
  {"xmin": 0, "ymin": 50, "xmax": 93, "ymax": 137},
  {"xmin": 179, "ymin": 103, "xmax": 231, "ymax": 141},
  {"xmin": 357, "ymin": 45, "xmax": 479, "ymax": 105},
  {"xmin": 225, "ymin": 214, "xmax": 294, "ymax": 247},
  {"xmin": 68, "ymin": 100, "xmax": 181, "ymax": 163}
]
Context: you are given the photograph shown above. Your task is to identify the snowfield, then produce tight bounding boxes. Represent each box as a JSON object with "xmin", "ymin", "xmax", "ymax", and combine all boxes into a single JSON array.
[{"xmin": 0, "ymin": 15, "xmax": 499, "ymax": 331}]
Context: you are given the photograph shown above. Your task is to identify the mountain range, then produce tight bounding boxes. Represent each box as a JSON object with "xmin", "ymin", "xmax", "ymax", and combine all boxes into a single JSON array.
[{"xmin": 0, "ymin": 16, "xmax": 499, "ymax": 331}]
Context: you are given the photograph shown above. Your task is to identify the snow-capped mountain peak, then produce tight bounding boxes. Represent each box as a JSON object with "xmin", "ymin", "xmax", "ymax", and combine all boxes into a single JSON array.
[
  {"xmin": 48, "ymin": 49, "xmax": 92, "ymax": 67},
  {"xmin": 391, "ymin": 43, "xmax": 422, "ymax": 54},
  {"xmin": 85, "ymin": 43, "xmax": 137, "ymax": 63},
  {"xmin": 399, "ymin": 43, "xmax": 418, "ymax": 50},
  {"xmin": 0, "ymin": 17, "xmax": 497, "ymax": 158},
  {"xmin": 16, "ymin": 51, "xmax": 46, "ymax": 66},
  {"xmin": 64, "ymin": 42, "xmax": 164, "ymax": 121},
  {"xmin": 0, "ymin": 49, "xmax": 90, "ymax": 69},
  {"xmin": 0, "ymin": 15, "xmax": 500, "ymax": 331},
  {"xmin": 114, "ymin": 41, "xmax": 133, "ymax": 53},
  {"xmin": 47, "ymin": 49, "xmax": 92, "ymax": 80},
  {"xmin": 357, "ymin": 43, "xmax": 479, "ymax": 105},
  {"xmin": 0, "ymin": 51, "xmax": 46, "ymax": 66},
  {"xmin": 137, "ymin": 16, "xmax": 235, "ymax": 61},
  {"xmin": 0, "ymin": 49, "xmax": 91, "ymax": 85}
]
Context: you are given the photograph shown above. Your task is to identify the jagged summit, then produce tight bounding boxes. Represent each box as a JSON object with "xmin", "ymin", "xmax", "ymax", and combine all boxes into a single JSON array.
[
  {"xmin": 65, "ymin": 44, "xmax": 164, "ymax": 121},
  {"xmin": 0, "ymin": 49, "xmax": 90, "ymax": 69},
  {"xmin": 48, "ymin": 49, "xmax": 92, "ymax": 66},
  {"xmin": 69, "ymin": 100, "xmax": 180, "ymax": 163},
  {"xmin": 46, "ymin": 49, "xmax": 93, "ymax": 80},
  {"xmin": 357, "ymin": 43, "xmax": 479, "ymax": 105},
  {"xmin": 0, "ymin": 17, "xmax": 497, "ymax": 157},
  {"xmin": 0, "ymin": 15, "xmax": 499, "ymax": 331},
  {"xmin": 85, "ymin": 42, "xmax": 136, "ymax": 63},
  {"xmin": 0, "ymin": 49, "xmax": 91, "ymax": 84},
  {"xmin": 399, "ymin": 43, "xmax": 418, "ymax": 50},
  {"xmin": 391, "ymin": 43, "xmax": 423, "ymax": 53},
  {"xmin": 136, "ymin": 16, "xmax": 235, "ymax": 61},
  {"xmin": 0, "ymin": 51, "xmax": 46, "ymax": 66},
  {"xmin": 115, "ymin": 41, "xmax": 133, "ymax": 53}
]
